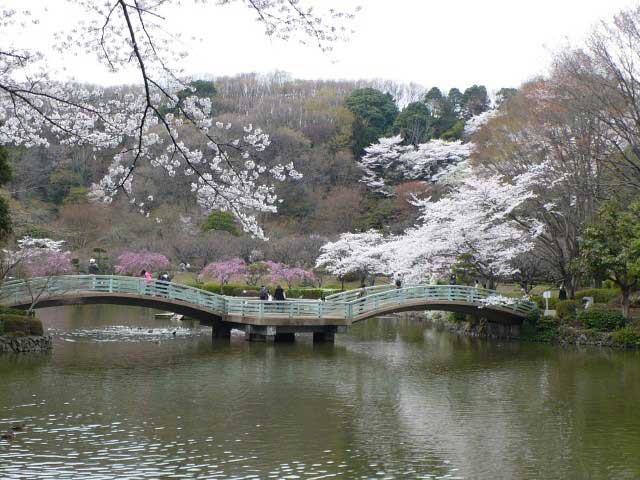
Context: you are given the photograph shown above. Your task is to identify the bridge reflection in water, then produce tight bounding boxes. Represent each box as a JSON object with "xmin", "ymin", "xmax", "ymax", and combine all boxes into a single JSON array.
[{"xmin": 0, "ymin": 275, "xmax": 537, "ymax": 343}]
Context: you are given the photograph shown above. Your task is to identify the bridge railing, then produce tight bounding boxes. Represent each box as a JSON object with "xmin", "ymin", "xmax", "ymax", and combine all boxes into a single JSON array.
[
  {"xmin": 0, "ymin": 275, "xmax": 227, "ymax": 313},
  {"xmin": 0, "ymin": 275, "xmax": 537, "ymax": 320},
  {"xmin": 324, "ymin": 284, "xmax": 396, "ymax": 303},
  {"xmin": 342, "ymin": 285, "xmax": 537, "ymax": 318}
]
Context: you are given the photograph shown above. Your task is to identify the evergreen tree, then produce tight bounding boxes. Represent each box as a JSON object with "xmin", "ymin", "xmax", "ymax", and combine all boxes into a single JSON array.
[
  {"xmin": 461, "ymin": 85, "xmax": 490, "ymax": 119},
  {"xmin": 393, "ymin": 102, "xmax": 433, "ymax": 145},
  {"xmin": 345, "ymin": 88, "xmax": 398, "ymax": 155}
]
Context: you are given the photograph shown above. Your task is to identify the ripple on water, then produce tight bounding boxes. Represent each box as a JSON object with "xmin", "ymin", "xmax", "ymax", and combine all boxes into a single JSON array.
[{"xmin": 2, "ymin": 311, "xmax": 640, "ymax": 479}]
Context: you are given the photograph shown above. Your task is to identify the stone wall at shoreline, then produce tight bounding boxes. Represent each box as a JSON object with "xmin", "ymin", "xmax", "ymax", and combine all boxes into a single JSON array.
[{"xmin": 0, "ymin": 335, "xmax": 53, "ymax": 354}]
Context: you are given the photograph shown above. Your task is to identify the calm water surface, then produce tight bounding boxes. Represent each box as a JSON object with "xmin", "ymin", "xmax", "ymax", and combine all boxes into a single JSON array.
[{"xmin": 1, "ymin": 305, "xmax": 639, "ymax": 479}]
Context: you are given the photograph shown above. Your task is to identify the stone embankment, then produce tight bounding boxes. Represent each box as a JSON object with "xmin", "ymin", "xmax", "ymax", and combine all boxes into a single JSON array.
[{"xmin": 0, "ymin": 335, "xmax": 52, "ymax": 353}]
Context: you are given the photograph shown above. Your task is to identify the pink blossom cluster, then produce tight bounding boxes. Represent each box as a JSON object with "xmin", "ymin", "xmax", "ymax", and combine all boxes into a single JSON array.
[
  {"xmin": 265, "ymin": 262, "xmax": 315, "ymax": 288},
  {"xmin": 21, "ymin": 250, "xmax": 74, "ymax": 277},
  {"xmin": 115, "ymin": 251, "xmax": 170, "ymax": 275},
  {"xmin": 199, "ymin": 258, "xmax": 247, "ymax": 285}
]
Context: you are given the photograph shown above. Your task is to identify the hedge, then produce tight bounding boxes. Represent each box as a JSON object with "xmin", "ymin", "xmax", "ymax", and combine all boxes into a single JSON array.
[
  {"xmin": 0, "ymin": 314, "xmax": 29, "ymax": 335},
  {"xmin": 192, "ymin": 283, "xmax": 338, "ymax": 299},
  {"xmin": 0, "ymin": 306, "xmax": 30, "ymax": 317},
  {"xmin": 27, "ymin": 318, "xmax": 44, "ymax": 336},
  {"xmin": 530, "ymin": 288, "xmax": 620, "ymax": 310},
  {"xmin": 0, "ymin": 314, "xmax": 44, "ymax": 337},
  {"xmin": 578, "ymin": 304, "xmax": 626, "ymax": 332},
  {"xmin": 575, "ymin": 288, "xmax": 619, "ymax": 305},
  {"xmin": 556, "ymin": 300, "xmax": 578, "ymax": 324},
  {"xmin": 610, "ymin": 325, "xmax": 640, "ymax": 348},
  {"xmin": 521, "ymin": 315, "xmax": 558, "ymax": 342}
]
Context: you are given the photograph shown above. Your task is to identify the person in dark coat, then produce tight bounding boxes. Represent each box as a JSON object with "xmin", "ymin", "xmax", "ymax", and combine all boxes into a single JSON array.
[
  {"xmin": 558, "ymin": 283, "xmax": 567, "ymax": 301},
  {"xmin": 259, "ymin": 285, "xmax": 269, "ymax": 301},
  {"xmin": 88, "ymin": 258, "xmax": 99, "ymax": 275},
  {"xmin": 274, "ymin": 285, "xmax": 286, "ymax": 301}
]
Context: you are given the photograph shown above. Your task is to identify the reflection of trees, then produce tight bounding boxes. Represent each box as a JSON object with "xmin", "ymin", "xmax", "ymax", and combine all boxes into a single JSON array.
[
  {"xmin": 4, "ymin": 312, "xmax": 640, "ymax": 478},
  {"xmin": 345, "ymin": 320, "xmax": 640, "ymax": 479}
]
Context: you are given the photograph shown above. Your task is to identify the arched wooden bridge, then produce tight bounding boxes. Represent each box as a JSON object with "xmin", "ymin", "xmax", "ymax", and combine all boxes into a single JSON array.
[{"xmin": 0, "ymin": 275, "xmax": 537, "ymax": 342}]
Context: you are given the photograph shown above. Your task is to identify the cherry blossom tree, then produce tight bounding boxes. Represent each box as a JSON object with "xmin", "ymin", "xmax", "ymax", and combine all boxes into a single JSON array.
[
  {"xmin": 383, "ymin": 173, "xmax": 539, "ymax": 288},
  {"xmin": 21, "ymin": 250, "xmax": 75, "ymax": 279},
  {"xmin": 199, "ymin": 258, "xmax": 246, "ymax": 292},
  {"xmin": 0, "ymin": 1, "xmax": 357, "ymax": 238},
  {"xmin": 114, "ymin": 250, "xmax": 170, "ymax": 275},
  {"xmin": 266, "ymin": 262, "xmax": 315, "ymax": 288},
  {"xmin": 315, "ymin": 230, "xmax": 389, "ymax": 286},
  {"xmin": 359, "ymin": 135, "xmax": 472, "ymax": 195},
  {"xmin": 2, "ymin": 236, "xmax": 75, "ymax": 312},
  {"xmin": 318, "ymin": 168, "xmax": 543, "ymax": 290}
]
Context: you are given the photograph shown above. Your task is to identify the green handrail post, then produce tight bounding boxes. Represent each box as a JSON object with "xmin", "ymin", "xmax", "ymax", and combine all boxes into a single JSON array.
[{"xmin": 108, "ymin": 276, "xmax": 113, "ymax": 293}]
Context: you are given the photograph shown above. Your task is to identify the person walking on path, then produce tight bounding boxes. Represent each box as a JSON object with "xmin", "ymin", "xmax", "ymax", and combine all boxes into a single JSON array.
[{"xmin": 558, "ymin": 283, "xmax": 567, "ymax": 301}]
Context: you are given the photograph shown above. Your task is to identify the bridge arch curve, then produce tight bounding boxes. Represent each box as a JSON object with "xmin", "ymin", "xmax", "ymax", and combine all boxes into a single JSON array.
[{"xmin": 0, "ymin": 275, "xmax": 537, "ymax": 329}]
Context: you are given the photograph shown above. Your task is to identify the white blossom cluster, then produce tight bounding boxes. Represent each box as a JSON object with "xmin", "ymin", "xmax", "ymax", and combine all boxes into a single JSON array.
[
  {"xmin": 1, "ymin": 1, "xmax": 354, "ymax": 238},
  {"xmin": 463, "ymin": 109, "xmax": 499, "ymax": 137},
  {"xmin": 16, "ymin": 236, "xmax": 66, "ymax": 253},
  {"xmin": 2, "ymin": 236, "xmax": 67, "ymax": 275},
  {"xmin": 359, "ymin": 135, "xmax": 472, "ymax": 195},
  {"xmin": 315, "ymin": 230, "xmax": 389, "ymax": 278},
  {"xmin": 317, "ymin": 168, "xmax": 547, "ymax": 285}
]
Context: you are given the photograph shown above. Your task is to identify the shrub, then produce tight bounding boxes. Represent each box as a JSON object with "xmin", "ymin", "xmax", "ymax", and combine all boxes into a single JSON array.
[
  {"xmin": 556, "ymin": 300, "xmax": 578, "ymax": 324},
  {"xmin": 529, "ymin": 294, "xmax": 559, "ymax": 311},
  {"xmin": 0, "ymin": 314, "xmax": 29, "ymax": 335},
  {"xmin": 448, "ymin": 311, "xmax": 466, "ymax": 323},
  {"xmin": 526, "ymin": 309, "xmax": 541, "ymax": 325},
  {"xmin": 285, "ymin": 288, "xmax": 339, "ymax": 299},
  {"xmin": 27, "ymin": 318, "xmax": 44, "ymax": 336},
  {"xmin": 521, "ymin": 315, "xmax": 558, "ymax": 342},
  {"xmin": 610, "ymin": 325, "xmax": 640, "ymax": 348},
  {"xmin": 575, "ymin": 288, "xmax": 619, "ymax": 305},
  {"xmin": 0, "ymin": 306, "xmax": 29, "ymax": 317},
  {"xmin": 193, "ymin": 283, "xmax": 338, "ymax": 299},
  {"xmin": 578, "ymin": 304, "xmax": 626, "ymax": 331}
]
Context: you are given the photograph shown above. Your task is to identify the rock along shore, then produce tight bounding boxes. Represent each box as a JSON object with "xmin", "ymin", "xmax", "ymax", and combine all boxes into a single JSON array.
[{"xmin": 0, "ymin": 335, "xmax": 53, "ymax": 354}]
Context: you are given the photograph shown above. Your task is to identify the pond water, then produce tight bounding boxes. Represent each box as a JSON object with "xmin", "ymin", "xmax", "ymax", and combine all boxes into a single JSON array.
[{"xmin": 1, "ymin": 305, "xmax": 639, "ymax": 479}]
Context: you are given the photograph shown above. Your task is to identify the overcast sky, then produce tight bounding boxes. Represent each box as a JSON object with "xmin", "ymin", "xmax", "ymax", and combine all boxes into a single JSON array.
[{"xmin": 15, "ymin": 0, "xmax": 640, "ymax": 92}]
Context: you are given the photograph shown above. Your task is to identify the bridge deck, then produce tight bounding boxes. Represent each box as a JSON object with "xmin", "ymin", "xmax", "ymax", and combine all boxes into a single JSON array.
[{"xmin": 0, "ymin": 275, "xmax": 538, "ymax": 330}]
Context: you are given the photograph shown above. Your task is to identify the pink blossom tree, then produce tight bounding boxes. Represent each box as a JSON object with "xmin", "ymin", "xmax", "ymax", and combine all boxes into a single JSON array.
[
  {"xmin": 200, "ymin": 258, "xmax": 247, "ymax": 293},
  {"xmin": 267, "ymin": 262, "xmax": 315, "ymax": 289},
  {"xmin": 115, "ymin": 251, "xmax": 171, "ymax": 275},
  {"xmin": 21, "ymin": 250, "xmax": 75, "ymax": 278},
  {"xmin": 6, "ymin": 238, "xmax": 76, "ymax": 312}
]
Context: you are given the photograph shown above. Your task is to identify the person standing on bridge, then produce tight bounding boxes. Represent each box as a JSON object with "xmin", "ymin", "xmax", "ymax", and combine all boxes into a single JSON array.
[
  {"xmin": 358, "ymin": 284, "xmax": 367, "ymax": 313},
  {"xmin": 88, "ymin": 258, "xmax": 99, "ymax": 275},
  {"xmin": 259, "ymin": 285, "xmax": 269, "ymax": 301},
  {"xmin": 274, "ymin": 285, "xmax": 286, "ymax": 312},
  {"xmin": 274, "ymin": 285, "xmax": 285, "ymax": 301},
  {"xmin": 141, "ymin": 269, "xmax": 152, "ymax": 295}
]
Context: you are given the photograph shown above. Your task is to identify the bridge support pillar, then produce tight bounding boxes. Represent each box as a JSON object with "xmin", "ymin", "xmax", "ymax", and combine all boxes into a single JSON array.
[
  {"xmin": 313, "ymin": 327, "xmax": 337, "ymax": 343},
  {"xmin": 244, "ymin": 325, "xmax": 281, "ymax": 343},
  {"xmin": 274, "ymin": 332, "xmax": 296, "ymax": 343},
  {"xmin": 211, "ymin": 321, "xmax": 232, "ymax": 340}
]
